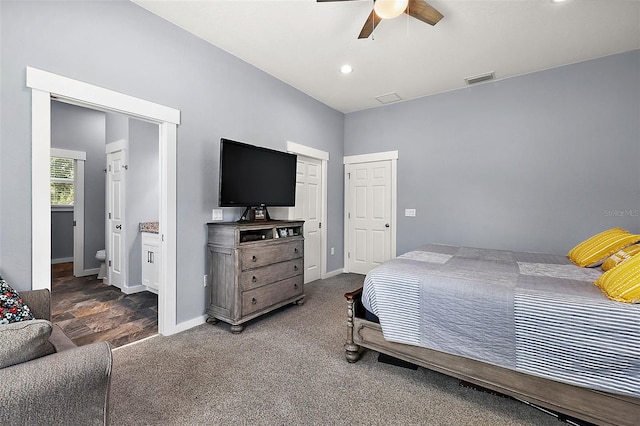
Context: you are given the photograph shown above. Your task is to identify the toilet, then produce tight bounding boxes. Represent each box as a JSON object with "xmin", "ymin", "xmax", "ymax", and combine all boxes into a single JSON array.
[{"xmin": 96, "ymin": 249, "xmax": 107, "ymax": 279}]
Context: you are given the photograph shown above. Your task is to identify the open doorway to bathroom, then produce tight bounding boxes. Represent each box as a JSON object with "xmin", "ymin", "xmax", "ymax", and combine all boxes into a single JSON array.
[{"xmin": 49, "ymin": 101, "xmax": 159, "ymax": 348}]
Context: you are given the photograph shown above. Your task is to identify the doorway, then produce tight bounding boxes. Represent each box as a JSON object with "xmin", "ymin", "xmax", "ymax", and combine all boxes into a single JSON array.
[
  {"xmin": 277, "ymin": 141, "xmax": 329, "ymax": 283},
  {"xmin": 105, "ymin": 146, "xmax": 127, "ymax": 289},
  {"xmin": 343, "ymin": 151, "xmax": 398, "ymax": 275},
  {"xmin": 48, "ymin": 102, "xmax": 162, "ymax": 346},
  {"xmin": 50, "ymin": 147, "xmax": 89, "ymax": 276},
  {"xmin": 28, "ymin": 66, "xmax": 181, "ymax": 335},
  {"xmin": 293, "ymin": 155, "xmax": 322, "ymax": 283}
]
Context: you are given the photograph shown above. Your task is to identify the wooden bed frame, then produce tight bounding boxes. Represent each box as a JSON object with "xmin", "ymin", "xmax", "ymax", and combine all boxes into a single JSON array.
[{"xmin": 344, "ymin": 288, "xmax": 640, "ymax": 426}]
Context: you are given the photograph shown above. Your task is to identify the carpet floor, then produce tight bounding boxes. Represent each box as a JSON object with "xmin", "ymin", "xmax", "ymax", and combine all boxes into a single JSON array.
[{"xmin": 109, "ymin": 273, "xmax": 557, "ymax": 425}]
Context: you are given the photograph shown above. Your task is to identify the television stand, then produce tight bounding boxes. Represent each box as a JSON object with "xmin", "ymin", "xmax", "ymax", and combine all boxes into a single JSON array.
[
  {"xmin": 239, "ymin": 206, "xmax": 271, "ymax": 222},
  {"xmin": 205, "ymin": 220, "xmax": 305, "ymax": 333}
]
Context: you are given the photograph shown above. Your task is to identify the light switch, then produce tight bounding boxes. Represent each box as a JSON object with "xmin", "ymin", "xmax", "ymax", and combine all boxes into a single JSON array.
[
  {"xmin": 405, "ymin": 208, "xmax": 416, "ymax": 217},
  {"xmin": 212, "ymin": 209, "xmax": 223, "ymax": 221}
]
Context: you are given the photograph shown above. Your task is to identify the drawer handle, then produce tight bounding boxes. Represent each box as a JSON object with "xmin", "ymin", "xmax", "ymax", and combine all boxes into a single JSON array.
[
  {"xmin": 252, "ymin": 276, "xmax": 257, "ymax": 283},
  {"xmin": 252, "ymin": 297, "xmax": 257, "ymax": 305},
  {"xmin": 294, "ymin": 247, "xmax": 299, "ymax": 253},
  {"xmin": 294, "ymin": 283, "xmax": 298, "ymax": 289},
  {"xmin": 252, "ymin": 255, "xmax": 257, "ymax": 262},
  {"xmin": 294, "ymin": 265, "xmax": 298, "ymax": 271}
]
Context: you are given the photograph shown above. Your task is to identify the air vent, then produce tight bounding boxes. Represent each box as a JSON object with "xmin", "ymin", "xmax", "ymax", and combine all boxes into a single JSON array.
[
  {"xmin": 465, "ymin": 72, "xmax": 495, "ymax": 85},
  {"xmin": 375, "ymin": 92, "xmax": 402, "ymax": 104}
]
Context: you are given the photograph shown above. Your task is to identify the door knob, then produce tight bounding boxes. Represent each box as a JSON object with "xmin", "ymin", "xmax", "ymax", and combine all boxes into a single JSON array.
[
  {"xmin": 385, "ymin": 223, "xmax": 390, "ymax": 228},
  {"xmin": 116, "ymin": 224, "xmax": 122, "ymax": 229}
]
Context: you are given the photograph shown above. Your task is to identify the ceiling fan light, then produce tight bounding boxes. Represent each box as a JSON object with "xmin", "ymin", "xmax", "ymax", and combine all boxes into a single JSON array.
[{"xmin": 374, "ymin": 0, "xmax": 408, "ymax": 20}]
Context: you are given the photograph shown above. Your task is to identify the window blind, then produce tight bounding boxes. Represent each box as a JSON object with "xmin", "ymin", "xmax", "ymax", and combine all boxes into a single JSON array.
[{"xmin": 50, "ymin": 157, "xmax": 74, "ymax": 206}]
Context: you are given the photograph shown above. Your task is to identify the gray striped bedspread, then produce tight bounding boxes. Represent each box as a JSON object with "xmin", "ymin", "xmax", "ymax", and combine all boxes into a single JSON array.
[{"xmin": 361, "ymin": 244, "xmax": 640, "ymax": 397}]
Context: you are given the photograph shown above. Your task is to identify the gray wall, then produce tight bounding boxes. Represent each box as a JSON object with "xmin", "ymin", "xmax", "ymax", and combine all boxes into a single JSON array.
[
  {"xmin": 50, "ymin": 101, "xmax": 106, "ymax": 269},
  {"xmin": 51, "ymin": 211, "xmax": 73, "ymax": 261},
  {"xmin": 345, "ymin": 50, "xmax": 640, "ymax": 256},
  {"xmin": 105, "ymin": 112, "xmax": 129, "ymax": 146},
  {"xmin": 0, "ymin": 1, "xmax": 345, "ymax": 324},
  {"xmin": 127, "ymin": 118, "xmax": 160, "ymax": 286}
]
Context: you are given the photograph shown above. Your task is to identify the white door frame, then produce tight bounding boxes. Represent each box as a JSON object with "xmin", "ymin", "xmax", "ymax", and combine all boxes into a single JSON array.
[
  {"xmin": 27, "ymin": 67, "xmax": 181, "ymax": 335},
  {"xmin": 343, "ymin": 151, "xmax": 398, "ymax": 273},
  {"xmin": 285, "ymin": 141, "xmax": 329, "ymax": 279}
]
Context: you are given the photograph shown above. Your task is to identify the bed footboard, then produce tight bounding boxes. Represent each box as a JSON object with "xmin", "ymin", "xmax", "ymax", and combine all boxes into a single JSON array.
[{"xmin": 343, "ymin": 286, "xmax": 640, "ymax": 426}]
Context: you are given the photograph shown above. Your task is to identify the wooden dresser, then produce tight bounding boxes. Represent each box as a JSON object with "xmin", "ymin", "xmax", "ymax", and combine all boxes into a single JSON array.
[{"xmin": 206, "ymin": 220, "xmax": 305, "ymax": 333}]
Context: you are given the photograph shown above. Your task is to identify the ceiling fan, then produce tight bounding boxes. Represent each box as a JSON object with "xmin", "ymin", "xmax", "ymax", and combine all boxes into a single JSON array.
[{"xmin": 317, "ymin": 0, "xmax": 443, "ymax": 39}]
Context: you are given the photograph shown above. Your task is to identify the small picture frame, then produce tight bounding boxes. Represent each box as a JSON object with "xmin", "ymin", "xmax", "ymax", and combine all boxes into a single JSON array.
[
  {"xmin": 253, "ymin": 207, "xmax": 266, "ymax": 221},
  {"xmin": 287, "ymin": 228, "xmax": 294, "ymax": 237},
  {"xmin": 278, "ymin": 228, "xmax": 288, "ymax": 238}
]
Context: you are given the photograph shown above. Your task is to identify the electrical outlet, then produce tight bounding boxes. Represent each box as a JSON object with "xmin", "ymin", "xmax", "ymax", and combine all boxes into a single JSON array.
[
  {"xmin": 212, "ymin": 209, "xmax": 223, "ymax": 221},
  {"xmin": 405, "ymin": 208, "xmax": 416, "ymax": 217},
  {"xmin": 331, "ymin": 247, "xmax": 335, "ymax": 256},
  {"xmin": 203, "ymin": 274, "xmax": 208, "ymax": 287}
]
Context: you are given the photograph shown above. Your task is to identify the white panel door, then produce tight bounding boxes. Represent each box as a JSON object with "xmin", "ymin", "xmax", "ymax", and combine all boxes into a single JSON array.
[
  {"xmin": 347, "ymin": 160, "xmax": 392, "ymax": 274},
  {"xmin": 292, "ymin": 156, "xmax": 322, "ymax": 283},
  {"xmin": 107, "ymin": 150, "xmax": 126, "ymax": 289}
]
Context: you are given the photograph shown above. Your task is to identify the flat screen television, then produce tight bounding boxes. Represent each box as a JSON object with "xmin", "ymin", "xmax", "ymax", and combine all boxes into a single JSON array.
[{"xmin": 219, "ymin": 138, "xmax": 297, "ymax": 221}]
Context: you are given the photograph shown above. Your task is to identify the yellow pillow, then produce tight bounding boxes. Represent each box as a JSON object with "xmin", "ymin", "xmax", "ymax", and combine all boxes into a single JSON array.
[
  {"xmin": 567, "ymin": 228, "xmax": 640, "ymax": 267},
  {"xmin": 601, "ymin": 244, "xmax": 640, "ymax": 271},
  {"xmin": 595, "ymin": 253, "xmax": 640, "ymax": 303}
]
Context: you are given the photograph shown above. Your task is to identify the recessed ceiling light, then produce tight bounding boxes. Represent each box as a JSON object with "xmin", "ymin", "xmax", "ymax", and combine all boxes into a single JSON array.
[
  {"xmin": 340, "ymin": 64, "xmax": 353, "ymax": 74},
  {"xmin": 551, "ymin": 0, "xmax": 568, "ymax": 3}
]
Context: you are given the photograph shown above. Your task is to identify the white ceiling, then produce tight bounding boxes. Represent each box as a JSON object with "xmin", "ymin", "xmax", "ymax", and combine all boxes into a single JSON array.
[{"xmin": 132, "ymin": 0, "xmax": 640, "ymax": 113}]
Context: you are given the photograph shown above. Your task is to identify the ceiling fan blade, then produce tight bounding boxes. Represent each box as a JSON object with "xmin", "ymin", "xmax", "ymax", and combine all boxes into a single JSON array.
[
  {"xmin": 405, "ymin": 0, "xmax": 443, "ymax": 26},
  {"xmin": 358, "ymin": 10, "xmax": 382, "ymax": 39}
]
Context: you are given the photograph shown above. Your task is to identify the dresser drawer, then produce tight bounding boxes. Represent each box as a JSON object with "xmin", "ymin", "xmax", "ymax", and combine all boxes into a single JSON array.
[
  {"xmin": 242, "ymin": 275, "xmax": 303, "ymax": 316},
  {"xmin": 240, "ymin": 240, "xmax": 303, "ymax": 270},
  {"xmin": 239, "ymin": 258, "xmax": 303, "ymax": 291}
]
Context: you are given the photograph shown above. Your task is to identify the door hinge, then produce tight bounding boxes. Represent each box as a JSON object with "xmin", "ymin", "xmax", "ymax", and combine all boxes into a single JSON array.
[
  {"xmin": 348, "ymin": 172, "xmax": 351, "ymax": 179},
  {"xmin": 108, "ymin": 165, "xmax": 112, "ymax": 172},
  {"xmin": 318, "ymin": 222, "xmax": 322, "ymax": 229},
  {"xmin": 348, "ymin": 212, "xmax": 351, "ymax": 219},
  {"xmin": 108, "ymin": 212, "xmax": 112, "ymax": 219},
  {"xmin": 73, "ymin": 220, "xmax": 76, "ymax": 226},
  {"xmin": 108, "ymin": 260, "xmax": 112, "ymax": 267},
  {"xmin": 348, "ymin": 252, "xmax": 350, "ymax": 259}
]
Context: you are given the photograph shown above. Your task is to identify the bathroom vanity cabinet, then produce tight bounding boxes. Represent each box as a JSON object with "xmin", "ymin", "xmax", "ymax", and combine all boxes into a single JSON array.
[{"xmin": 141, "ymin": 232, "xmax": 160, "ymax": 293}]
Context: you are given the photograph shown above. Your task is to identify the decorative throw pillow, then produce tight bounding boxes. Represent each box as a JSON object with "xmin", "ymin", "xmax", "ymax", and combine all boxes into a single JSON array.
[
  {"xmin": 595, "ymin": 253, "xmax": 640, "ymax": 303},
  {"xmin": 601, "ymin": 244, "xmax": 640, "ymax": 271},
  {"xmin": 0, "ymin": 278, "xmax": 35, "ymax": 324},
  {"xmin": 0, "ymin": 319, "xmax": 55, "ymax": 368},
  {"xmin": 567, "ymin": 228, "xmax": 640, "ymax": 267}
]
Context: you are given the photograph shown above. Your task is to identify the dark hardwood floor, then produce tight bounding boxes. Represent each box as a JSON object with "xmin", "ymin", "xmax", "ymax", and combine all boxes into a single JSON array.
[{"xmin": 51, "ymin": 263, "xmax": 158, "ymax": 348}]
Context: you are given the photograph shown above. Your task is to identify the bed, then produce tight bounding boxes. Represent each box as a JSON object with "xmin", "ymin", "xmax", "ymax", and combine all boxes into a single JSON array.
[{"xmin": 344, "ymin": 243, "xmax": 640, "ymax": 426}]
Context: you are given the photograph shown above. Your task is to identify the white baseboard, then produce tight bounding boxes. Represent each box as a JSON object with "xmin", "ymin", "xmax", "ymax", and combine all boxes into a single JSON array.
[
  {"xmin": 163, "ymin": 315, "xmax": 207, "ymax": 336},
  {"xmin": 75, "ymin": 268, "xmax": 99, "ymax": 277},
  {"xmin": 324, "ymin": 268, "xmax": 345, "ymax": 279},
  {"xmin": 51, "ymin": 257, "xmax": 73, "ymax": 264},
  {"xmin": 120, "ymin": 284, "xmax": 147, "ymax": 294}
]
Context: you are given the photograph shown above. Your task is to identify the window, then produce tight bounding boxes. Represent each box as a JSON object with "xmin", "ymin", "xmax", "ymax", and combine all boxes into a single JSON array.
[{"xmin": 50, "ymin": 156, "xmax": 74, "ymax": 206}]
